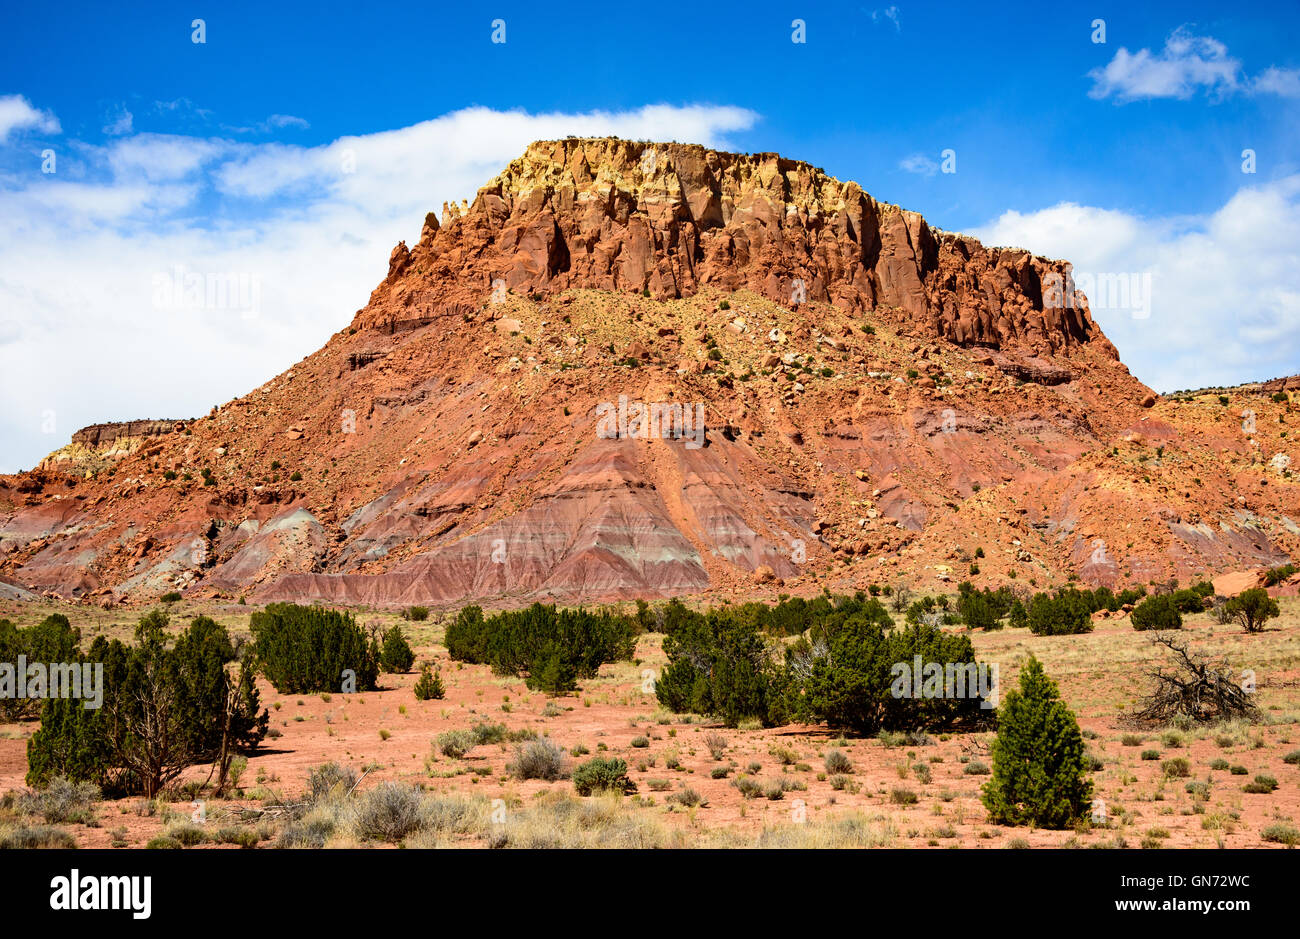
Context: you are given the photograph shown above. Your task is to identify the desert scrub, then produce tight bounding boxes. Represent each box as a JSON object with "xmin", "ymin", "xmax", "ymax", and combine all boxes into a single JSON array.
[
  {"xmin": 732, "ymin": 776, "xmax": 764, "ymax": 799},
  {"xmin": 1261, "ymin": 824, "xmax": 1300, "ymax": 846},
  {"xmin": 508, "ymin": 739, "xmax": 568, "ymax": 781},
  {"xmin": 436, "ymin": 730, "xmax": 478, "ymax": 759},
  {"xmin": 307, "ymin": 762, "xmax": 358, "ymax": 801},
  {"xmin": 0, "ymin": 825, "xmax": 77, "ymax": 849},
  {"xmin": 16, "ymin": 777, "xmax": 100, "ymax": 824},
  {"xmin": 704, "ymin": 732, "xmax": 728, "ymax": 760},
  {"xmin": 351, "ymin": 783, "xmax": 428, "ymax": 843},
  {"xmin": 491, "ymin": 791, "xmax": 684, "ymax": 849},
  {"xmin": 751, "ymin": 812, "xmax": 896, "ymax": 848},
  {"xmin": 824, "ymin": 748, "xmax": 853, "ymax": 775},
  {"xmin": 666, "ymin": 787, "xmax": 705, "ymax": 808}
]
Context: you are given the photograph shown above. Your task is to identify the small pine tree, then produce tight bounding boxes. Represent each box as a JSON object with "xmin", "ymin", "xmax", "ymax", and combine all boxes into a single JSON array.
[
  {"xmin": 412, "ymin": 664, "xmax": 445, "ymax": 701},
  {"xmin": 379, "ymin": 626, "xmax": 415, "ymax": 673},
  {"xmin": 982, "ymin": 656, "xmax": 1092, "ymax": 829}
]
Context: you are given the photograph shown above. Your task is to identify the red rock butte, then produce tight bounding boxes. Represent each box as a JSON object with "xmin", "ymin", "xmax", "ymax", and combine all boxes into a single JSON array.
[{"xmin": 1, "ymin": 138, "xmax": 1295, "ymax": 607}]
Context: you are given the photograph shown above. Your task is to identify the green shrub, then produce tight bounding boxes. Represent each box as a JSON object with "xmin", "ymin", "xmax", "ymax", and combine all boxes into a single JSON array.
[
  {"xmin": 1131, "ymin": 595, "xmax": 1183, "ymax": 631},
  {"xmin": 786, "ymin": 601, "xmax": 993, "ymax": 735},
  {"xmin": 445, "ymin": 603, "xmax": 635, "ymax": 694},
  {"xmin": 655, "ymin": 604, "xmax": 789, "ymax": 727},
  {"xmin": 982, "ymin": 657, "xmax": 1091, "ymax": 828},
  {"xmin": 27, "ymin": 612, "xmax": 267, "ymax": 799},
  {"xmin": 402, "ymin": 605, "xmax": 430, "ymax": 622},
  {"xmin": 1026, "ymin": 590, "xmax": 1093, "ymax": 635},
  {"xmin": 1263, "ymin": 564, "xmax": 1297, "ymax": 587},
  {"xmin": 251, "ymin": 603, "xmax": 378, "ymax": 694},
  {"xmin": 379, "ymin": 626, "xmax": 415, "ymax": 674},
  {"xmin": 1222, "ymin": 588, "xmax": 1280, "ymax": 633},
  {"xmin": 1162, "ymin": 758, "xmax": 1191, "ymax": 778},
  {"xmin": 160, "ymin": 591, "xmax": 182, "ymax": 604},
  {"xmin": 1243, "ymin": 774, "xmax": 1278, "ymax": 794},
  {"xmin": 412, "ymin": 664, "xmax": 445, "ymax": 701},
  {"xmin": 572, "ymin": 757, "xmax": 636, "ymax": 796}
]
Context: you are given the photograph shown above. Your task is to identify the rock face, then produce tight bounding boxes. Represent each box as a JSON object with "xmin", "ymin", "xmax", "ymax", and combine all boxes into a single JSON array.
[
  {"xmin": 361, "ymin": 139, "xmax": 1117, "ymax": 360},
  {"xmin": 70, "ymin": 420, "xmax": 188, "ymax": 448},
  {"xmin": 0, "ymin": 139, "xmax": 1294, "ymax": 607}
]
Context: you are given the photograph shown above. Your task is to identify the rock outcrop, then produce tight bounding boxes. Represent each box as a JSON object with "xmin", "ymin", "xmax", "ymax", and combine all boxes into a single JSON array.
[
  {"xmin": 0, "ymin": 139, "xmax": 1293, "ymax": 607},
  {"xmin": 358, "ymin": 139, "xmax": 1118, "ymax": 360}
]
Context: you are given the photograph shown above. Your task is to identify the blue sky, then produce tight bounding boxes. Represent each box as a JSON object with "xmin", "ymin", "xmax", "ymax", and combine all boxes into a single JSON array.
[{"xmin": 1, "ymin": 1, "xmax": 1298, "ymax": 470}]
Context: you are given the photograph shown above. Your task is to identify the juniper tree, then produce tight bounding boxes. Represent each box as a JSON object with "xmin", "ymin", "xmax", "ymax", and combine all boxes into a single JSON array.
[{"xmin": 982, "ymin": 656, "xmax": 1092, "ymax": 828}]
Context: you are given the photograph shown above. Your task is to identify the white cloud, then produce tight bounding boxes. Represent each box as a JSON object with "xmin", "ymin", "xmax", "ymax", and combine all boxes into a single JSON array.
[
  {"xmin": 1252, "ymin": 66, "xmax": 1300, "ymax": 98},
  {"xmin": 970, "ymin": 177, "xmax": 1300, "ymax": 393},
  {"xmin": 0, "ymin": 94, "xmax": 60, "ymax": 141},
  {"xmin": 0, "ymin": 102, "xmax": 758, "ymax": 472},
  {"xmin": 899, "ymin": 153, "xmax": 939, "ymax": 176},
  {"xmin": 1088, "ymin": 29, "xmax": 1240, "ymax": 101},
  {"xmin": 1089, "ymin": 27, "xmax": 1300, "ymax": 103}
]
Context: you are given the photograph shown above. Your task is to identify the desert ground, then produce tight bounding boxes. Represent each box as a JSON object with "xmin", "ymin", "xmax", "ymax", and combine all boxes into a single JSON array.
[{"xmin": 1, "ymin": 594, "xmax": 1296, "ymax": 849}]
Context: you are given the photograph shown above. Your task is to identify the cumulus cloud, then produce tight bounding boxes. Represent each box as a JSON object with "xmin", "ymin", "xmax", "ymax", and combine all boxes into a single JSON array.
[
  {"xmin": 1252, "ymin": 66, "xmax": 1300, "ymax": 98},
  {"xmin": 1089, "ymin": 27, "xmax": 1300, "ymax": 102},
  {"xmin": 0, "ymin": 101, "xmax": 758, "ymax": 472},
  {"xmin": 970, "ymin": 177, "xmax": 1300, "ymax": 393},
  {"xmin": 0, "ymin": 94, "xmax": 60, "ymax": 141}
]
